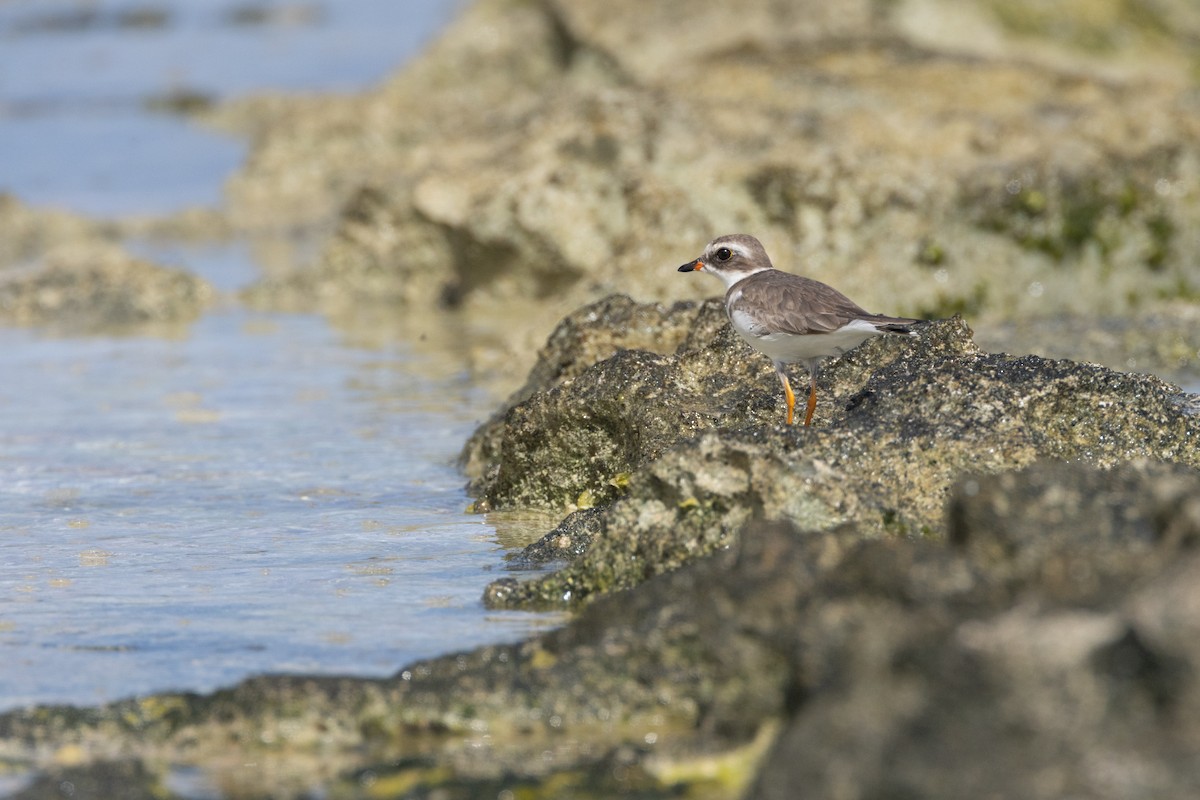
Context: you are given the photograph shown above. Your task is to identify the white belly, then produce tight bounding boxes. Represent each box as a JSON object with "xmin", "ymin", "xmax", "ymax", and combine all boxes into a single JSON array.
[{"xmin": 729, "ymin": 312, "xmax": 884, "ymax": 366}]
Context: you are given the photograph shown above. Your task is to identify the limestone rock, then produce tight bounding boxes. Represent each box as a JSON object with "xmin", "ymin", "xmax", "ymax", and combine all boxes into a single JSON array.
[
  {"xmin": 0, "ymin": 241, "xmax": 213, "ymax": 332},
  {"xmin": 231, "ymin": 0, "xmax": 1200, "ymax": 383}
]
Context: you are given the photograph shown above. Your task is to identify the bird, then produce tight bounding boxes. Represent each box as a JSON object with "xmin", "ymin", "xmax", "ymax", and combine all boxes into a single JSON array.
[{"xmin": 677, "ymin": 234, "xmax": 920, "ymax": 426}]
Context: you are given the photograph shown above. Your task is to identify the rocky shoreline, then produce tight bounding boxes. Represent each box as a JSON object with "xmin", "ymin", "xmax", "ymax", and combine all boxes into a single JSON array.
[
  {"xmin": 4, "ymin": 0, "xmax": 1200, "ymax": 797},
  {"xmin": 2, "ymin": 299, "xmax": 1197, "ymax": 799},
  {"xmin": 3, "ymin": 455, "xmax": 1200, "ymax": 798},
  {"xmin": 467, "ymin": 296, "xmax": 1199, "ymax": 611}
]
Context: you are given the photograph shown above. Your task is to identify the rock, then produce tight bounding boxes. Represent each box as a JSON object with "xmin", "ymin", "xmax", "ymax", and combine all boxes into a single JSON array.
[
  {"xmin": 8, "ymin": 760, "xmax": 169, "ymax": 800},
  {"xmin": 748, "ymin": 461, "xmax": 1200, "ymax": 800},
  {"xmin": 0, "ymin": 193, "xmax": 114, "ymax": 268},
  {"xmin": 975, "ymin": 311, "xmax": 1200, "ymax": 379},
  {"xmin": 228, "ymin": 0, "xmax": 1200, "ymax": 385},
  {"xmin": 0, "ymin": 195, "xmax": 215, "ymax": 333},
  {"xmin": 0, "ymin": 241, "xmax": 213, "ymax": 332},
  {"xmin": 470, "ymin": 297, "xmax": 1198, "ymax": 607},
  {"xmin": 510, "ymin": 506, "xmax": 606, "ymax": 566},
  {"xmin": 7, "ymin": 2, "xmax": 1200, "ymax": 796},
  {"xmin": 461, "ymin": 294, "xmax": 706, "ymax": 483},
  {"xmin": 948, "ymin": 459, "xmax": 1200, "ymax": 604}
]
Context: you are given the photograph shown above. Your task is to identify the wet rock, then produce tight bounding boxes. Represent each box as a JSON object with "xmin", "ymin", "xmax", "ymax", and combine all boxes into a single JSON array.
[
  {"xmin": 511, "ymin": 506, "xmax": 605, "ymax": 566},
  {"xmin": 471, "ymin": 298, "xmax": 1198, "ymax": 607},
  {"xmin": 0, "ymin": 241, "xmax": 213, "ymax": 332}
]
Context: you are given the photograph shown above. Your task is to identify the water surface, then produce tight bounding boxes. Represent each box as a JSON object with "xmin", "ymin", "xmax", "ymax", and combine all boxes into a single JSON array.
[
  {"xmin": 0, "ymin": 309, "xmax": 562, "ymax": 710},
  {"xmin": 0, "ymin": 0, "xmax": 567, "ymax": 713},
  {"xmin": 0, "ymin": 0, "xmax": 460, "ymax": 216}
]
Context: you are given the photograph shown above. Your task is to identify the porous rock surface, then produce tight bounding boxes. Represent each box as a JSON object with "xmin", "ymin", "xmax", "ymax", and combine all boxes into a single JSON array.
[
  {"xmin": 0, "ymin": 195, "xmax": 215, "ymax": 332},
  {"xmin": 470, "ymin": 294, "xmax": 1198, "ymax": 607},
  {"xmin": 227, "ymin": 0, "xmax": 1200, "ymax": 381},
  {"xmin": 0, "ymin": 240, "xmax": 213, "ymax": 332}
]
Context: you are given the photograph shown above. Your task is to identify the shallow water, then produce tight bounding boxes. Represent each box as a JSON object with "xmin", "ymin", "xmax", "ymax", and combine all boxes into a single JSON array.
[
  {"xmin": 0, "ymin": 0, "xmax": 570, "ymax": 713},
  {"xmin": 0, "ymin": 309, "xmax": 564, "ymax": 710},
  {"xmin": 0, "ymin": 0, "xmax": 460, "ymax": 215}
]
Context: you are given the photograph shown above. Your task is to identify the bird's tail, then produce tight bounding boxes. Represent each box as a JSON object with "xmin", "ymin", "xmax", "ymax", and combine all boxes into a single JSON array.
[{"xmin": 870, "ymin": 315, "xmax": 923, "ymax": 335}]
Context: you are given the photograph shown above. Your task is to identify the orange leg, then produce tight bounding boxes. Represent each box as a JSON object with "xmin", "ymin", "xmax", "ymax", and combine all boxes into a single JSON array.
[
  {"xmin": 774, "ymin": 363, "xmax": 796, "ymax": 425},
  {"xmin": 802, "ymin": 365, "xmax": 820, "ymax": 426}
]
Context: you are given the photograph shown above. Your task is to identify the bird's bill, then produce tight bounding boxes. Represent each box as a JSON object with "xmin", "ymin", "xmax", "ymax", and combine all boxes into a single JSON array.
[{"xmin": 677, "ymin": 259, "xmax": 703, "ymax": 272}]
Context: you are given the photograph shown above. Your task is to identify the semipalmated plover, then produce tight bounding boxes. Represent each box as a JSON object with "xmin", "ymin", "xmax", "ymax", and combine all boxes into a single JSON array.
[{"xmin": 678, "ymin": 234, "xmax": 920, "ymax": 426}]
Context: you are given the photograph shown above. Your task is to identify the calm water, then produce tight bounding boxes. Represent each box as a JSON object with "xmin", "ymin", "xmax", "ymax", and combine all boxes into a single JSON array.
[
  {"xmin": 0, "ymin": 0, "xmax": 461, "ymax": 215},
  {"xmin": 0, "ymin": 0, "xmax": 566, "ymax": 712},
  {"xmin": 0, "ymin": 311, "xmax": 560, "ymax": 709}
]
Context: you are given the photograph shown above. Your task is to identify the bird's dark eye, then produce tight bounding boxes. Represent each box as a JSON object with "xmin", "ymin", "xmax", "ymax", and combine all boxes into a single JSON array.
[{"xmin": 715, "ymin": 247, "xmax": 732, "ymax": 261}]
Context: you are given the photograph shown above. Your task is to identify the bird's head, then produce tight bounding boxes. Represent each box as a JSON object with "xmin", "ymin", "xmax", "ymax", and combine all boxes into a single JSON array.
[{"xmin": 677, "ymin": 234, "xmax": 776, "ymax": 290}]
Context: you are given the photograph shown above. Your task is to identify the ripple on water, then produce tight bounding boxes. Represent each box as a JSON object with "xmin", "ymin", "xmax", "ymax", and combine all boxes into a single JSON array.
[{"xmin": 0, "ymin": 311, "xmax": 564, "ymax": 710}]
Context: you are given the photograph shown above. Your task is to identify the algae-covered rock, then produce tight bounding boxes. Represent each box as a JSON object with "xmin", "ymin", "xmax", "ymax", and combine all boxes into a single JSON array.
[
  {"xmin": 461, "ymin": 294, "xmax": 707, "ymax": 483},
  {"xmin": 471, "ymin": 296, "xmax": 1199, "ymax": 608}
]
